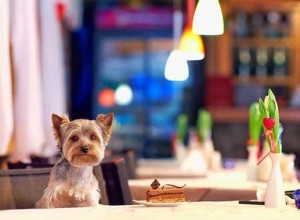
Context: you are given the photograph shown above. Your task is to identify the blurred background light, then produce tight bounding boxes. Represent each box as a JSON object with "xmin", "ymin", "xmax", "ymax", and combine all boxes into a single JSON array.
[
  {"xmin": 115, "ymin": 84, "xmax": 133, "ymax": 106},
  {"xmin": 98, "ymin": 88, "xmax": 115, "ymax": 107}
]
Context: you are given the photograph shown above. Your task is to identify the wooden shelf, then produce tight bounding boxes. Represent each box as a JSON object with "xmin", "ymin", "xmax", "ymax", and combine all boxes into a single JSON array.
[
  {"xmin": 205, "ymin": 0, "xmax": 300, "ymax": 99},
  {"xmin": 233, "ymin": 38, "xmax": 292, "ymax": 48},
  {"xmin": 222, "ymin": 0, "xmax": 300, "ymax": 12},
  {"xmin": 208, "ymin": 107, "xmax": 300, "ymax": 123},
  {"xmin": 233, "ymin": 76, "xmax": 291, "ymax": 87}
]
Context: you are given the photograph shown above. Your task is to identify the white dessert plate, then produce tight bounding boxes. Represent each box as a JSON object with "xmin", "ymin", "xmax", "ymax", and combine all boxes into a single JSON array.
[{"xmin": 132, "ymin": 200, "xmax": 187, "ymax": 207}]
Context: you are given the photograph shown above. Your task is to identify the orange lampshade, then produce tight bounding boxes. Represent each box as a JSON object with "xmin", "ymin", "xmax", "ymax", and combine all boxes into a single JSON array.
[{"xmin": 179, "ymin": 25, "xmax": 205, "ymax": 60}]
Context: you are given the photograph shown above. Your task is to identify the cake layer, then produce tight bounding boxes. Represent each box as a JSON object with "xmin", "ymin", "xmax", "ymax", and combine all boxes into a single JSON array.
[
  {"xmin": 146, "ymin": 188, "xmax": 184, "ymax": 196},
  {"xmin": 147, "ymin": 197, "xmax": 185, "ymax": 203},
  {"xmin": 146, "ymin": 188, "xmax": 185, "ymax": 203}
]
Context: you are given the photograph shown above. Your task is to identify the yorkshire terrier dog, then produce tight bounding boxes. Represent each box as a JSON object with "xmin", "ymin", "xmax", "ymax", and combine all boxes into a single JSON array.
[{"xmin": 36, "ymin": 112, "xmax": 114, "ymax": 208}]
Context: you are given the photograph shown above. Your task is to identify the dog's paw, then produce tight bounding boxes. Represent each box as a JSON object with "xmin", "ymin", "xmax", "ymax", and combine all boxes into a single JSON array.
[
  {"xmin": 69, "ymin": 188, "xmax": 86, "ymax": 201},
  {"xmin": 74, "ymin": 193, "xmax": 86, "ymax": 201}
]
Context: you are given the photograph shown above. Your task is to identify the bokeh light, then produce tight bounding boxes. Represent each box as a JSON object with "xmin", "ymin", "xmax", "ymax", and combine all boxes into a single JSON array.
[
  {"xmin": 98, "ymin": 88, "xmax": 115, "ymax": 107},
  {"xmin": 115, "ymin": 84, "xmax": 133, "ymax": 106}
]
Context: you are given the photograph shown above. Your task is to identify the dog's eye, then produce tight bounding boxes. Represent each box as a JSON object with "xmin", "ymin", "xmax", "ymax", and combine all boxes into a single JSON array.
[
  {"xmin": 90, "ymin": 134, "xmax": 97, "ymax": 140},
  {"xmin": 71, "ymin": 136, "xmax": 79, "ymax": 142}
]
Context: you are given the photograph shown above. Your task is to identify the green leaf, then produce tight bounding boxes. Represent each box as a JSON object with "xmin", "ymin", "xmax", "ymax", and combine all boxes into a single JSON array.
[
  {"xmin": 196, "ymin": 109, "xmax": 212, "ymax": 143},
  {"xmin": 258, "ymin": 98, "xmax": 267, "ymax": 117},
  {"xmin": 176, "ymin": 114, "xmax": 188, "ymax": 141},
  {"xmin": 268, "ymin": 90, "xmax": 276, "ymax": 119},
  {"xmin": 258, "ymin": 89, "xmax": 282, "ymax": 153},
  {"xmin": 264, "ymin": 95, "xmax": 270, "ymax": 118},
  {"xmin": 249, "ymin": 102, "xmax": 262, "ymax": 144},
  {"xmin": 267, "ymin": 89, "xmax": 280, "ymax": 148}
]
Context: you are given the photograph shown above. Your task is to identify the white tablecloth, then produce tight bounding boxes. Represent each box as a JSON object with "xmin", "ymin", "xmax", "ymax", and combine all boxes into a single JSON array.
[
  {"xmin": 0, "ymin": 201, "xmax": 299, "ymax": 220},
  {"xmin": 129, "ymin": 177, "xmax": 260, "ymax": 201},
  {"xmin": 131, "ymin": 159, "xmax": 299, "ymax": 201},
  {"xmin": 136, "ymin": 159, "xmax": 207, "ymax": 179}
]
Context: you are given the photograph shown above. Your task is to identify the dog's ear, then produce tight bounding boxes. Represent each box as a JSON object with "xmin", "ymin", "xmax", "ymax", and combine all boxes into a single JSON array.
[
  {"xmin": 52, "ymin": 114, "xmax": 70, "ymax": 148},
  {"xmin": 96, "ymin": 112, "xmax": 114, "ymax": 146}
]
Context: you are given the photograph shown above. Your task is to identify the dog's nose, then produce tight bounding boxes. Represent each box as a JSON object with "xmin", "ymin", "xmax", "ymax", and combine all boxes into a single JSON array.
[{"xmin": 81, "ymin": 146, "xmax": 89, "ymax": 154}]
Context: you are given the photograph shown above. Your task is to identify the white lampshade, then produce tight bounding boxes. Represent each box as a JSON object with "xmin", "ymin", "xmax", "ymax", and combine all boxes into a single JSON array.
[
  {"xmin": 192, "ymin": 0, "xmax": 224, "ymax": 35},
  {"xmin": 164, "ymin": 50, "xmax": 189, "ymax": 81}
]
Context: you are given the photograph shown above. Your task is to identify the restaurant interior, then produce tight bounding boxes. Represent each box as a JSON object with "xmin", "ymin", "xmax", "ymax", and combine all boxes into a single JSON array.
[{"xmin": 1, "ymin": 0, "xmax": 300, "ymax": 218}]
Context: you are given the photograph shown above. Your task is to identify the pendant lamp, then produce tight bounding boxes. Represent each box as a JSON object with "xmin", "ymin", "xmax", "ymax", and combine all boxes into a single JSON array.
[
  {"xmin": 192, "ymin": 0, "xmax": 224, "ymax": 35},
  {"xmin": 179, "ymin": 0, "xmax": 205, "ymax": 60},
  {"xmin": 164, "ymin": 50, "xmax": 189, "ymax": 81},
  {"xmin": 164, "ymin": 6, "xmax": 189, "ymax": 81}
]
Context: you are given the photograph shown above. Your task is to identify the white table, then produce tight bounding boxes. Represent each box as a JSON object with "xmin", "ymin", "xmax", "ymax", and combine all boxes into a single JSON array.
[
  {"xmin": 0, "ymin": 201, "xmax": 299, "ymax": 220},
  {"xmin": 135, "ymin": 158, "xmax": 250, "ymax": 179},
  {"xmin": 129, "ymin": 177, "xmax": 260, "ymax": 201},
  {"xmin": 136, "ymin": 159, "xmax": 207, "ymax": 179},
  {"xmin": 131, "ymin": 159, "xmax": 299, "ymax": 201}
]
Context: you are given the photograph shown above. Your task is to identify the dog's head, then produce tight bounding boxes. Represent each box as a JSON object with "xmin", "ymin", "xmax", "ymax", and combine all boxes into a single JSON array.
[{"xmin": 51, "ymin": 113, "xmax": 114, "ymax": 167}]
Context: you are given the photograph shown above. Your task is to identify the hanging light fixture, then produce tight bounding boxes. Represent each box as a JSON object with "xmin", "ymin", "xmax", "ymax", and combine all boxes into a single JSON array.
[
  {"xmin": 164, "ymin": 1, "xmax": 189, "ymax": 81},
  {"xmin": 165, "ymin": 50, "xmax": 189, "ymax": 81},
  {"xmin": 179, "ymin": 0, "xmax": 205, "ymax": 60},
  {"xmin": 179, "ymin": 26, "xmax": 205, "ymax": 60},
  {"xmin": 192, "ymin": 0, "xmax": 224, "ymax": 35}
]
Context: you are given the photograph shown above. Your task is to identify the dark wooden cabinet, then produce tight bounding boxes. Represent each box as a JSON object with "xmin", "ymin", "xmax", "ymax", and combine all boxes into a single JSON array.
[{"xmin": 204, "ymin": 0, "xmax": 300, "ymax": 107}]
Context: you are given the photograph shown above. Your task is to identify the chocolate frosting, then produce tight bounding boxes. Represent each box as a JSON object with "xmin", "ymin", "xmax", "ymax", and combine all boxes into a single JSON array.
[{"xmin": 150, "ymin": 179, "xmax": 186, "ymax": 190}]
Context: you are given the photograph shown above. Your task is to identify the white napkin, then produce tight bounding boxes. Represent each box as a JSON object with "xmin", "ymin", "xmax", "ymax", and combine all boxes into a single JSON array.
[{"xmin": 180, "ymin": 148, "xmax": 207, "ymax": 173}]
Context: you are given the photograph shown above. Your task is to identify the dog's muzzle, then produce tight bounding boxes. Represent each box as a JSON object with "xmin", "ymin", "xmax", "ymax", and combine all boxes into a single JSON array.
[{"xmin": 81, "ymin": 146, "xmax": 89, "ymax": 154}]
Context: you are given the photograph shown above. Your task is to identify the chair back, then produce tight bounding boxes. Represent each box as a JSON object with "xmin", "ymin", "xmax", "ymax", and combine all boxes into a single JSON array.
[
  {"xmin": 0, "ymin": 167, "xmax": 51, "ymax": 209},
  {"xmin": 100, "ymin": 156, "xmax": 132, "ymax": 205},
  {"xmin": 0, "ymin": 155, "xmax": 8, "ymax": 170},
  {"xmin": 123, "ymin": 150, "xmax": 137, "ymax": 179},
  {"xmin": 93, "ymin": 164, "xmax": 108, "ymax": 205},
  {"xmin": 1, "ymin": 157, "xmax": 132, "ymax": 209}
]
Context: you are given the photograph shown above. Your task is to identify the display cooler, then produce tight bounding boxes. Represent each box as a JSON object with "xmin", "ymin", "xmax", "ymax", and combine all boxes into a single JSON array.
[{"xmin": 92, "ymin": 7, "xmax": 193, "ymax": 158}]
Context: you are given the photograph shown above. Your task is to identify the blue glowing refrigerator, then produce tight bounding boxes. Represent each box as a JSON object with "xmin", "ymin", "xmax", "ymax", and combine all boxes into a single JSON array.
[{"xmin": 92, "ymin": 8, "xmax": 192, "ymax": 158}]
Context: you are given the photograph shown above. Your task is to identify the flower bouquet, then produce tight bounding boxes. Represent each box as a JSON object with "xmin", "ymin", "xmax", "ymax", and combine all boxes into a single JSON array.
[
  {"xmin": 258, "ymin": 89, "xmax": 285, "ymax": 208},
  {"xmin": 196, "ymin": 109, "xmax": 220, "ymax": 170},
  {"xmin": 247, "ymin": 102, "xmax": 262, "ymax": 180},
  {"xmin": 258, "ymin": 89, "xmax": 281, "ymax": 163},
  {"xmin": 180, "ymin": 110, "xmax": 208, "ymax": 173},
  {"xmin": 248, "ymin": 102, "xmax": 262, "ymax": 148},
  {"xmin": 174, "ymin": 114, "xmax": 188, "ymax": 161},
  {"xmin": 196, "ymin": 109, "xmax": 212, "ymax": 144}
]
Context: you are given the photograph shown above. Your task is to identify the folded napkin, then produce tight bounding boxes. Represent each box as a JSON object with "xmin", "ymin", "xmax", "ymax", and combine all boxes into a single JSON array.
[{"xmin": 180, "ymin": 148, "xmax": 207, "ymax": 173}]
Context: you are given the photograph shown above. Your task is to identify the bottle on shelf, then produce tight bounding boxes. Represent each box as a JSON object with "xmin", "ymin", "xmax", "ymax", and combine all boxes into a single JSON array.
[
  {"xmin": 251, "ymin": 12, "xmax": 265, "ymax": 37},
  {"xmin": 237, "ymin": 47, "xmax": 252, "ymax": 78},
  {"xmin": 235, "ymin": 11, "xmax": 249, "ymax": 38},
  {"xmin": 272, "ymin": 47, "xmax": 287, "ymax": 77},
  {"xmin": 265, "ymin": 11, "xmax": 282, "ymax": 38},
  {"xmin": 255, "ymin": 47, "xmax": 269, "ymax": 77}
]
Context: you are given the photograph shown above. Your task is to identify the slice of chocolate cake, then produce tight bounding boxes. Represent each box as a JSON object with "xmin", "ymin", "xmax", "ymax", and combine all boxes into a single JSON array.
[{"xmin": 146, "ymin": 179, "xmax": 186, "ymax": 203}]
